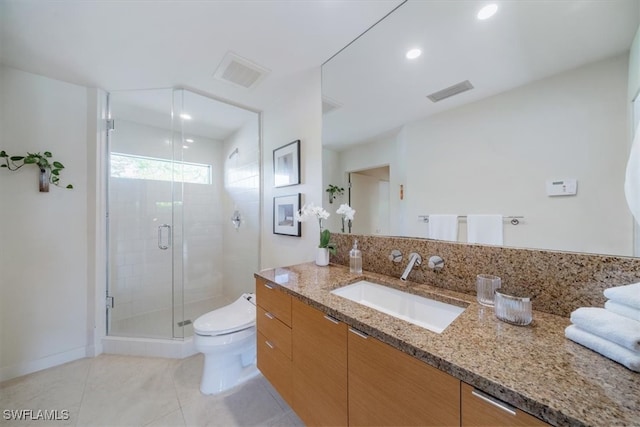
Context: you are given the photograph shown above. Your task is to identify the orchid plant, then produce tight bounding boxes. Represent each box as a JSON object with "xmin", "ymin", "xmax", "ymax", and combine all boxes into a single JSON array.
[
  {"xmin": 336, "ymin": 203, "xmax": 356, "ymax": 233},
  {"xmin": 294, "ymin": 202, "xmax": 337, "ymax": 254}
]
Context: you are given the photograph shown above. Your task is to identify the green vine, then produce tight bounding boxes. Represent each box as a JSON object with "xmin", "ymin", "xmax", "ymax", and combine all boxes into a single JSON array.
[{"xmin": 0, "ymin": 151, "xmax": 73, "ymax": 189}]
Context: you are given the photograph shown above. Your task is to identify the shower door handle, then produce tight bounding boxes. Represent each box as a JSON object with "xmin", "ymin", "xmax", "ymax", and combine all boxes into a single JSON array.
[{"xmin": 158, "ymin": 224, "xmax": 171, "ymax": 250}]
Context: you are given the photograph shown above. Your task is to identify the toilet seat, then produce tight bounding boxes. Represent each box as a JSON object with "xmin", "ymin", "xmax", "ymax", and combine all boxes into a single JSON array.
[{"xmin": 194, "ymin": 293, "xmax": 256, "ymax": 336}]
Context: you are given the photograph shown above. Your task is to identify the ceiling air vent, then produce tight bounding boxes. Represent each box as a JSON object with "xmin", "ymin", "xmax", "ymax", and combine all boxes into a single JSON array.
[
  {"xmin": 213, "ymin": 52, "xmax": 270, "ymax": 89},
  {"xmin": 322, "ymin": 96, "xmax": 343, "ymax": 115},
  {"xmin": 427, "ymin": 80, "xmax": 474, "ymax": 103}
]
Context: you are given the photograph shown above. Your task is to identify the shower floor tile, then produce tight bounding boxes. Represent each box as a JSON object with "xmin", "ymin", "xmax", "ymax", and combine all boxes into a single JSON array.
[{"xmin": 0, "ymin": 354, "xmax": 303, "ymax": 427}]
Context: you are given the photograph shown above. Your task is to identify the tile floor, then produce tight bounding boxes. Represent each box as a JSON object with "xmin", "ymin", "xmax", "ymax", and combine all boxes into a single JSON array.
[{"xmin": 0, "ymin": 354, "xmax": 303, "ymax": 427}]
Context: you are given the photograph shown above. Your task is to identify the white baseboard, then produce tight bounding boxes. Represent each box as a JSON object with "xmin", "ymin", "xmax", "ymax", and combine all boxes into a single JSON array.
[
  {"xmin": 0, "ymin": 346, "xmax": 89, "ymax": 383},
  {"xmin": 102, "ymin": 336, "xmax": 197, "ymax": 359}
]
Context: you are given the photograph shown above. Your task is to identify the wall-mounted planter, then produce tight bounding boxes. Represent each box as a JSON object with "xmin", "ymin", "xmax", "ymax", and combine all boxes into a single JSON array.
[
  {"xmin": 326, "ymin": 184, "xmax": 344, "ymax": 204},
  {"xmin": 39, "ymin": 168, "xmax": 50, "ymax": 192},
  {"xmin": 0, "ymin": 150, "xmax": 73, "ymax": 192}
]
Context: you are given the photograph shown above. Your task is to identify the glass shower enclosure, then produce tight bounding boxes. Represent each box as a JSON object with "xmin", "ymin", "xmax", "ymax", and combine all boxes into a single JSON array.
[{"xmin": 106, "ymin": 88, "xmax": 260, "ymax": 340}]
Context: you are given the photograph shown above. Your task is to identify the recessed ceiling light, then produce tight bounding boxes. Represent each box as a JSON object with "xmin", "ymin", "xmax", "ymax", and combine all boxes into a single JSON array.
[
  {"xmin": 180, "ymin": 113, "xmax": 192, "ymax": 120},
  {"xmin": 406, "ymin": 48, "xmax": 422, "ymax": 60},
  {"xmin": 182, "ymin": 145, "xmax": 189, "ymax": 149},
  {"xmin": 477, "ymin": 4, "xmax": 498, "ymax": 20},
  {"xmin": 405, "ymin": 49, "xmax": 422, "ymax": 59},
  {"xmin": 185, "ymin": 138, "xmax": 194, "ymax": 143}
]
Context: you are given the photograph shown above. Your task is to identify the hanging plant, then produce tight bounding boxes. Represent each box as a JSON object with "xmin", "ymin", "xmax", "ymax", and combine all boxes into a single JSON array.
[
  {"xmin": 0, "ymin": 150, "xmax": 73, "ymax": 192},
  {"xmin": 325, "ymin": 184, "xmax": 344, "ymax": 204}
]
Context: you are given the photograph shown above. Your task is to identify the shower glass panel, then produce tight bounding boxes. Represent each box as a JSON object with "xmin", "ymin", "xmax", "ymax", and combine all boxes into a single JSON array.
[
  {"xmin": 107, "ymin": 87, "xmax": 260, "ymax": 341},
  {"xmin": 107, "ymin": 88, "xmax": 182, "ymax": 339}
]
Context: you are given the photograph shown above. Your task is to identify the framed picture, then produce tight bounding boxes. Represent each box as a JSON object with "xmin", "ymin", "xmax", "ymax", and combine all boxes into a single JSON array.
[
  {"xmin": 273, "ymin": 194, "xmax": 301, "ymax": 236},
  {"xmin": 273, "ymin": 140, "xmax": 300, "ymax": 187}
]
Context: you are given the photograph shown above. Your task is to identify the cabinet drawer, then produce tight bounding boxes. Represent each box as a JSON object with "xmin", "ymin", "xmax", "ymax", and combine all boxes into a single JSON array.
[
  {"xmin": 461, "ymin": 382, "xmax": 548, "ymax": 426},
  {"xmin": 257, "ymin": 306, "xmax": 292, "ymax": 359},
  {"xmin": 256, "ymin": 278, "xmax": 291, "ymax": 326},
  {"xmin": 257, "ymin": 331, "xmax": 292, "ymax": 406}
]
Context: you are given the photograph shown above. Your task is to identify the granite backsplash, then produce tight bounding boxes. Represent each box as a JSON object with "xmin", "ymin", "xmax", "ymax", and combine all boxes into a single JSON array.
[{"xmin": 330, "ymin": 234, "xmax": 640, "ymax": 318}]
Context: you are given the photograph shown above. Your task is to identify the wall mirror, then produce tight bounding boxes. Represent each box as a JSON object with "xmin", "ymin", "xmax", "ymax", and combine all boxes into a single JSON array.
[{"xmin": 322, "ymin": 0, "xmax": 640, "ymax": 257}]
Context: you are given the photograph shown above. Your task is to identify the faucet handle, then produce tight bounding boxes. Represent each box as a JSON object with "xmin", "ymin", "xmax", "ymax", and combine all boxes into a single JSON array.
[
  {"xmin": 408, "ymin": 252, "xmax": 422, "ymax": 266},
  {"xmin": 428, "ymin": 256, "xmax": 444, "ymax": 270},
  {"xmin": 388, "ymin": 250, "xmax": 403, "ymax": 263}
]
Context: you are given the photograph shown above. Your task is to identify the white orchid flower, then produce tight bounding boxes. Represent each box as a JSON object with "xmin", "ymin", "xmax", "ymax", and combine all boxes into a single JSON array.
[
  {"xmin": 296, "ymin": 202, "xmax": 330, "ymax": 222},
  {"xmin": 336, "ymin": 204, "xmax": 356, "ymax": 221}
]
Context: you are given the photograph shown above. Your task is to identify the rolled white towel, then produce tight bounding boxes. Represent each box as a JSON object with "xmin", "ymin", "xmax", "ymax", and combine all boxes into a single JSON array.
[
  {"xmin": 570, "ymin": 307, "xmax": 640, "ymax": 352},
  {"xmin": 603, "ymin": 283, "xmax": 640, "ymax": 310},
  {"xmin": 565, "ymin": 325, "xmax": 640, "ymax": 372},
  {"xmin": 605, "ymin": 300, "xmax": 640, "ymax": 322}
]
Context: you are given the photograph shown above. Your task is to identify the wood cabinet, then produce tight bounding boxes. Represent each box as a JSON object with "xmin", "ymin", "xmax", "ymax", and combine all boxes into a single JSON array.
[
  {"xmin": 255, "ymin": 278, "xmax": 292, "ymax": 405},
  {"xmin": 348, "ymin": 327, "xmax": 460, "ymax": 427},
  {"xmin": 255, "ymin": 282, "xmax": 549, "ymax": 427},
  {"xmin": 292, "ymin": 298, "xmax": 348, "ymax": 426},
  {"xmin": 461, "ymin": 383, "xmax": 549, "ymax": 426}
]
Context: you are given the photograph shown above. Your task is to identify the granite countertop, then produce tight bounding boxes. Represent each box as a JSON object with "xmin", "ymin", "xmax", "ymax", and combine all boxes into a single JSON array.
[{"xmin": 255, "ymin": 262, "xmax": 640, "ymax": 427}]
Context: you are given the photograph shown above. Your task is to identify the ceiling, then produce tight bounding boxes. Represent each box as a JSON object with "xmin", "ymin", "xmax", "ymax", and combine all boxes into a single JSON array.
[
  {"xmin": 322, "ymin": 0, "xmax": 640, "ymax": 150},
  {"xmin": 0, "ymin": 0, "xmax": 403, "ymax": 113}
]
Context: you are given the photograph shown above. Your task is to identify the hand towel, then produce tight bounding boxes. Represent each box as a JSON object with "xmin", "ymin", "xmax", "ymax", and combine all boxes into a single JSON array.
[
  {"xmin": 603, "ymin": 283, "xmax": 640, "ymax": 310},
  {"xmin": 467, "ymin": 214, "xmax": 503, "ymax": 245},
  {"xmin": 428, "ymin": 215, "xmax": 458, "ymax": 242},
  {"xmin": 605, "ymin": 300, "xmax": 640, "ymax": 322},
  {"xmin": 565, "ymin": 325, "xmax": 640, "ymax": 372},
  {"xmin": 570, "ymin": 307, "xmax": 640, "ymax": 352}
]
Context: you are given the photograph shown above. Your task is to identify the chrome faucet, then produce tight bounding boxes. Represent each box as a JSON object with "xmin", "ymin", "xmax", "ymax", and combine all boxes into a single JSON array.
[{"xmin": 400, "ymin": 252, "xmax": 422, "ymax": 281}]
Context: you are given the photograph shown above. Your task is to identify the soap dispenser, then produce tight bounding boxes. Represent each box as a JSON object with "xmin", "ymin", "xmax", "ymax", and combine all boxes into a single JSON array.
[{"xmin": 350, "ymin": 239, "xmax": 362, "ymax": 274}]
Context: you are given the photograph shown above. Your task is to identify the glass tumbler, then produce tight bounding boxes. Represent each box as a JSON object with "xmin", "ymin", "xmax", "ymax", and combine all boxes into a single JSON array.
[
  {"xmin": 476, "ymin": 274, "xmax": 501, "ymax": 306},
  {"xmin": 495, "ymin": 290, "xmax": 532, "ymax": 326}
]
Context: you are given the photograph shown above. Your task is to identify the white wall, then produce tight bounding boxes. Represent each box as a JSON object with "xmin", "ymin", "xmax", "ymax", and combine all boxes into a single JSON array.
[
  {"xmin": 223, "ymin": 116, "xmax": 261, "ymax": 297},
  {"xmin": 261, "ymin": 69, "xmax": 323, "ymax": 269},
  {"xmin": 0, "ymin": 66, "xmax": 90, "ymax": 381}
]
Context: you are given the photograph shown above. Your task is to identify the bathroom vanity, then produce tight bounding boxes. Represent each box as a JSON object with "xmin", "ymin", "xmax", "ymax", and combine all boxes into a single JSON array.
[{"xmin": 255, "ymin": 263, "xmax": 640, "ymax": 427}]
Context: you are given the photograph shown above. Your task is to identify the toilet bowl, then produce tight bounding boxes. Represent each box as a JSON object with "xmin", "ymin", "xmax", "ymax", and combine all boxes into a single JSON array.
[{"xmin": 194, "ymin": 293, "xmax": 259, "ymax": 395}]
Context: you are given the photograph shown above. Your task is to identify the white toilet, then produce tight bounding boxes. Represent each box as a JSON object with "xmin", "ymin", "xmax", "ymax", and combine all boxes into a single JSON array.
[{"xmin": 193, "ymin": 293, "xmax": 259, "ymax": 395}]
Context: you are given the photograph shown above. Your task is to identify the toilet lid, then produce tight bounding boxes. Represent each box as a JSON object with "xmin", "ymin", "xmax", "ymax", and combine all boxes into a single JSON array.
[{"xmin": 194, "ymin": 294, "xmax": 256, "ymax": 336}]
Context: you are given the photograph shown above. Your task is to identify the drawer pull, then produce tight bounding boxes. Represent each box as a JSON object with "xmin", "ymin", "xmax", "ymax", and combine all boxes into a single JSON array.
[
  {"xmin": 264, "ymin": 283, "xmax": 274, "ymax": 290},
  {"xmin": 265, "ymin": 340, "xmax": 275, "ymax": 349},
  {"xmin": 264, "ymin": 312, "xmax": 275, "ymax": 320},
  {"xmin": 324, "ymin": 314, "xmax": 340, "ymax": 324},
  {"xmin": 349, "ymin": 328, "xmax": 368, "ymax": 339},
  {"xmin": 471, "ymin": 389, "xmax": 516, "ymax": 416}
]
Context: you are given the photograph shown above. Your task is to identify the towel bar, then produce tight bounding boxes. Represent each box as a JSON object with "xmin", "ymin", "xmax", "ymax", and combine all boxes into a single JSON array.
[{"xmin": 418, "ymin": 215, "xmax": 523, "ymax": 225}]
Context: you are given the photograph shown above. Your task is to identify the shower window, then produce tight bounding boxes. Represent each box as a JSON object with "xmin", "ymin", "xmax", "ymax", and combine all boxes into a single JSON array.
[{"xmin": 110, "ymin": 152, "xmax": 212, "ymax": 184}]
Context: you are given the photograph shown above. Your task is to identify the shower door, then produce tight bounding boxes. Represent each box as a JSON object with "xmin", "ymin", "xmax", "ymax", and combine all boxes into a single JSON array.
[{"xmin": 106, "ymin": 88, "xmax": 186, "ymax": 339}]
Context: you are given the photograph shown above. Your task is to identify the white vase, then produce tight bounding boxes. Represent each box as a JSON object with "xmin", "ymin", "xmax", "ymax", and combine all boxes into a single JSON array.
[{"xmin": 315, "ymin": 248, "xmax": 330, "ymax": 266}]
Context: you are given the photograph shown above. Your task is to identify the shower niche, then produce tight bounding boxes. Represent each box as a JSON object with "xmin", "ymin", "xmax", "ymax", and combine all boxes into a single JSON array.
[{"xmin": 106, "ymin": 88, "xmax": 260, "ymax": 342}]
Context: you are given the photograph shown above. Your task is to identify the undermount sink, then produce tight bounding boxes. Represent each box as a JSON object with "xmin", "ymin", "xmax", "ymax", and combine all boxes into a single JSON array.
[{"xmin": 331, "ymin": 280, "xmax": 465, "ymax": 334}]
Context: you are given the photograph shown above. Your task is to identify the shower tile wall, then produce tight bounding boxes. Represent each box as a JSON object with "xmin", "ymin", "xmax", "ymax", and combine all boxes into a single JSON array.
[
  {"xmin": 223, "ymin": 118, "xmax": 260, "ymax": 299},
  {"xmin": 109, "ymin": 119, "xmax": 225, "ymax": 337}
]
